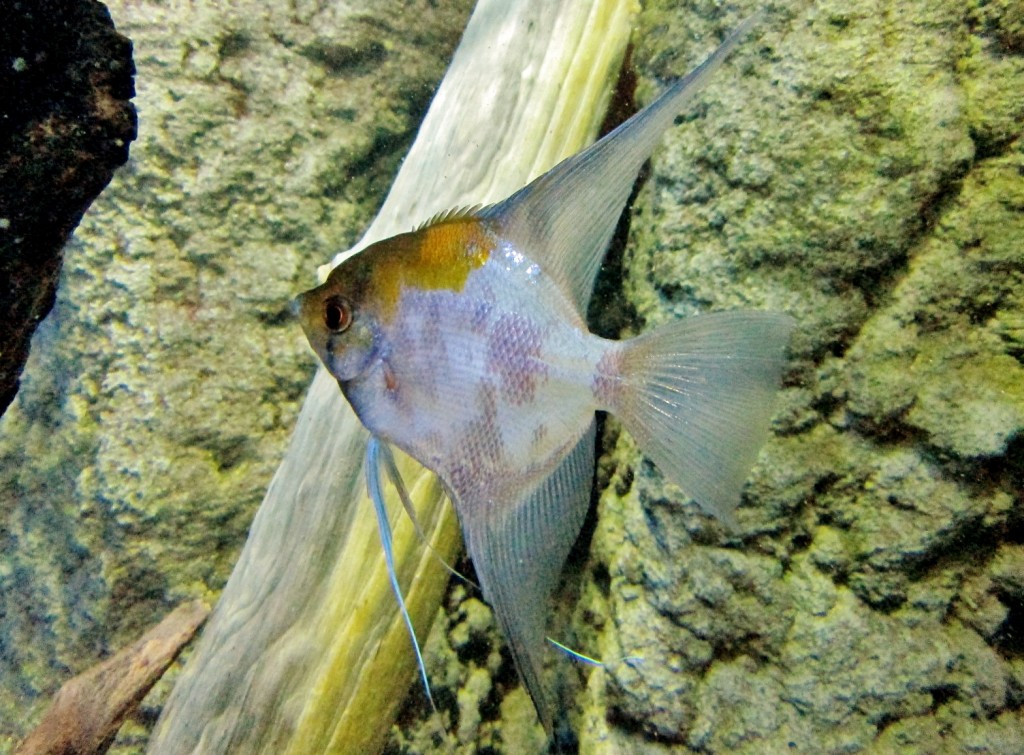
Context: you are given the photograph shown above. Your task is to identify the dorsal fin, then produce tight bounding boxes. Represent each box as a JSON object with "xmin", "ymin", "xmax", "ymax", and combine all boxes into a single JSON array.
[
  {"xmin": 413, "ymin": 204, "xmax": 484, "ymax": 231},
  {"xmin": 479, "ymin": 15, "xmax": 761, "ymax": 315}
]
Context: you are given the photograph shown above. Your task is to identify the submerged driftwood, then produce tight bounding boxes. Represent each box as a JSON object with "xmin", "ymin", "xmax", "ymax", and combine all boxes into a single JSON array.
[
  {"xmin": 18, "ymin": 601, "xmax": 208, "ymax": 755},
  {"xmin": 149, "ymin": 1, "xmax": 636, "ymax": 751}
]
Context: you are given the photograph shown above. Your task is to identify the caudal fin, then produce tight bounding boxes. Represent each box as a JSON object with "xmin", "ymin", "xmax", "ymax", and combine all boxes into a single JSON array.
[{"xmin": 611, "ymin": 311, "xmax": 794, "ymax": 525}]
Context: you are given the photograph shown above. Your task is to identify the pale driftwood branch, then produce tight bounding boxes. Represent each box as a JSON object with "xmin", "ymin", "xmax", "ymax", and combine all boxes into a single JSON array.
[
  {"xmin": 18, "ymin": 600, "xmax": 209, "ymax": 755},
  {"xmin": 149, "ymin": 1, "xmax": 636, "ymax": 752}
]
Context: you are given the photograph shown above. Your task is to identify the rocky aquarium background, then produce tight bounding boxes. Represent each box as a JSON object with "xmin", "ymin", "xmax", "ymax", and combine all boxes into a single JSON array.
[
  {"xmin": 1, "ymin": 0, "xmax": 1023, "ymax": 753},
  {"xmin": 580, "ymin": 1, "xmax": 1023, "ymax": 750},
  {"xmin": 0, "ymin": 0, "xmax": 473, "ymax": 748}
]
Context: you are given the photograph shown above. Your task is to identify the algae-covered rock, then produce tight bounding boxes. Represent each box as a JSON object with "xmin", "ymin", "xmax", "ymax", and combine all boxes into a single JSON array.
[
  {"xmin": 0, "ymin": 0, "xmax": 136, "ymax": 418},
  {"xmin": 0, "ymin": 0, "xmax": 471, "ymax": 748},
  {"xmin": 383, "ymin": 585, "xmax": 550, "ymax": 754},
  {"xmin": 570, "ymin": 0, "xmax": 1024, "ymax": 751}
]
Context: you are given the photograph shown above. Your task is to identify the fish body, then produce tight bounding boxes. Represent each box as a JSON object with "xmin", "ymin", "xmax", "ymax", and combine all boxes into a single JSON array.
[
  {"xmin": 322, "ymin": 216, "xmax": 598, "ymax": 505},
  {"xmin": 296, "ymin": 16, "xmax": 791, "ymax": 734}
]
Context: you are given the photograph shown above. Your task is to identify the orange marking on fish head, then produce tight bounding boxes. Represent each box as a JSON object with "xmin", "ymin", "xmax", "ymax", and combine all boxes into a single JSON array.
[
  {"xmin": 294, "ymin": 215, "xmax": 493, "ymax": 382},
  {"xmin": 365, "ymin": 216, "xmax": 493, "ymax": 318}
]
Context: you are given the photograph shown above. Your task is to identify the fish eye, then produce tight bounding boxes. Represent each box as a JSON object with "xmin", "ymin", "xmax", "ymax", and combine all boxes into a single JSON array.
[{"xmin": 323, "ymin": 296, "xmax": 353, "ymax": 333}]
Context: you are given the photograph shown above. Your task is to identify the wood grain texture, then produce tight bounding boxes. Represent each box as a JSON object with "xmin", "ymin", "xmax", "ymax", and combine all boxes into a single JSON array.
[{"xmin": 18, "ymin": 601, "xmax": 208, "ymax": 755}]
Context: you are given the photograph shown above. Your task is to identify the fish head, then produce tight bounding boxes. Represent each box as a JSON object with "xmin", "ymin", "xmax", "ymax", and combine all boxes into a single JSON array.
[
  {"xmin": 295, "ymin": 259, "xmax": 380, "ymax": 383},
  {"xmin": 296, "ymin": 219, "xmax": 493, "ymax": 382}
]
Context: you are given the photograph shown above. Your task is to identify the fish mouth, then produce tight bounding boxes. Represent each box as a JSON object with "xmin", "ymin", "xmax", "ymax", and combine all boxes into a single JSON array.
[
  {"xmin": 292, "ymin": 291, "xmax": 324, "ymax": 353},
  {"xmin": 293, "ymin": 287, "xmax": 323, "ymax": 335}
]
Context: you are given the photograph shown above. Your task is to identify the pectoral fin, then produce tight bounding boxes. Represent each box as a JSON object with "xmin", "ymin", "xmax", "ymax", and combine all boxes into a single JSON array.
[
  {"xmin": 456, "ymin": 423, "xmax": 596, "ymax": 734},
  {"xmin": 365, "ymin": 436, "xmax": 436, "ymax": 713}
]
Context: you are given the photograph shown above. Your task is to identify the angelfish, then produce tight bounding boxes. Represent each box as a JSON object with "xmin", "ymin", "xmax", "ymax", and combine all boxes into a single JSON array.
[{"xmin": 296, "ymin": 16, "xmax": 791, "ymax": 734}]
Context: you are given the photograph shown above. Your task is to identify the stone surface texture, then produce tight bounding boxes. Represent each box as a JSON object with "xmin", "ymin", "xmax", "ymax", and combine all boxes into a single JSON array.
[
  {"xmin": 0, "ymin": 0, "xmax": 471, "ymax": 750},
  {"xmin": 574, "ymin": 1, "xmax": 1024, "ymax": 752},
  {"xmin": 2, "ymin": 0, "xmax": 1023, "ymax": 753},
  {"xmin": 0, "ymin": 0, "xmax": 136, "ymax": 416}
]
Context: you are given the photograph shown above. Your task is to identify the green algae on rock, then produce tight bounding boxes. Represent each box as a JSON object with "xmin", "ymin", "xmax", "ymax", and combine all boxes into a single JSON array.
[
  {"xmin": 570, "ymin": 0, "xmax": 1024, "ymax": 751},
  {"xmin": 0, "ymin": 0, "xmax": 472, "ymax": 749}
]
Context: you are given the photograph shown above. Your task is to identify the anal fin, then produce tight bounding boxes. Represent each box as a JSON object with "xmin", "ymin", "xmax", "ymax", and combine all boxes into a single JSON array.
[{"xmin": 458, "ymin": 422, "xmax": 596, "ymax": 734}]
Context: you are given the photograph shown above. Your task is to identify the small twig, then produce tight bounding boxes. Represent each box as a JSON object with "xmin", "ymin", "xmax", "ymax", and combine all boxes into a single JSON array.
[{"xmin": 17, "ymin": 600, "xmax": 210, "ymax": 755}]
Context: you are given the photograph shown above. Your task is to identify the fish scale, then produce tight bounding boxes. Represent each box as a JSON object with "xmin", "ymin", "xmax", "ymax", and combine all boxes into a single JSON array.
[{"xmin": 375, "ymin": 251, "xmax": 599, "ymax": 491}]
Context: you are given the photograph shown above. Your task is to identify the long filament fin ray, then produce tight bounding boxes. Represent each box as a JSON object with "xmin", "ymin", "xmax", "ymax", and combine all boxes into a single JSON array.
[{"xmin": 365, "ymin": 436, "xmax": 437, "ymax": 715}]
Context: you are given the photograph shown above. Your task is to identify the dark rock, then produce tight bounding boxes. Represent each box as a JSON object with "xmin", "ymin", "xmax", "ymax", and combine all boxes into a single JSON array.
[{"xmin": 0, "ymin": 0, "xmax": 136, "ymax": 416}]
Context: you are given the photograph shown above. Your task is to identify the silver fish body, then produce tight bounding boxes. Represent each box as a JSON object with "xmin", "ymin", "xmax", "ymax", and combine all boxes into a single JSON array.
[{"xmin": 343, "ymin": 233, "xmax": 598, "ymax": 504}]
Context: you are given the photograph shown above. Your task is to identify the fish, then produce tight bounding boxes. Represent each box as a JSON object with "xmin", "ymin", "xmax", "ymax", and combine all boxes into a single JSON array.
[{"xmin": 295, "ymin": 14, "xmax": 792, "ymax": 735}]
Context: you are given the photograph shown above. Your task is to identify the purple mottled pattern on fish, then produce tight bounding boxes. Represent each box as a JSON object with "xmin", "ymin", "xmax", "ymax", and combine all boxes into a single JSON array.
[{"xmin": 486, "ymin": 312, "xmax": 549, "ymax": 406}]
